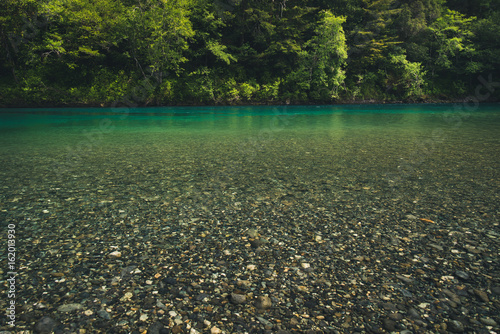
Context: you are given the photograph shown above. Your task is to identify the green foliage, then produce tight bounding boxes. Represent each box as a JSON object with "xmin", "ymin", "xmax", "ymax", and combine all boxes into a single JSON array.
[
  {"xmin": 1, "ymin": 0, "xmax": 499, "ymax": 106},
  {"xmin": 389, "ymin": 53, "xmax": 426, "ymax": 100},
  {"xmin": 307, "ymin": 11, "xmax": 348, "ymax": 99},
  {"xmin": 428, "ymin": 9, "xmax": 476, "ymax": 72}
]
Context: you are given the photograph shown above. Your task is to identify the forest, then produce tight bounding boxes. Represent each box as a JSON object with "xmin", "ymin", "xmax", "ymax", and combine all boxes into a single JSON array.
[{"xmin": 1, "ymin": 0, "xmax": 499, "ymax": 106}]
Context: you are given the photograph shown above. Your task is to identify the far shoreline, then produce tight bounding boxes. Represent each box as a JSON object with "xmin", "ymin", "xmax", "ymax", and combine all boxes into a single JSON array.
[{"xmin": 1, "ymin": 97, "xmax": 498, "ymax": 109}]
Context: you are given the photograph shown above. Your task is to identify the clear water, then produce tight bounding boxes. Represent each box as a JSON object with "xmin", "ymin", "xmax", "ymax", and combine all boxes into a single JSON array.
[{"xmin": 1, "ymin": 104, "xmax": 499, "ymax": 225}]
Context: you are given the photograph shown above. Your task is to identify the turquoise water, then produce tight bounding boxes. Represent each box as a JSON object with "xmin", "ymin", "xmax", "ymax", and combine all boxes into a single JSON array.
[
  {"xmin": 1, "ymin": 104, "xmax": 499, "ymax": 224},
  {"xmin": 2, "ymin": 103, "xmax": 500, "ymax": 146}
]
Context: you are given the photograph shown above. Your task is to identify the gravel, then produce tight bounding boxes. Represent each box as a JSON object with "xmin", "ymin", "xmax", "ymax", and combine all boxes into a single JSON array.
[{"xmin": 0, "ymin": 127, "xmax": 499, "ymax": 333}]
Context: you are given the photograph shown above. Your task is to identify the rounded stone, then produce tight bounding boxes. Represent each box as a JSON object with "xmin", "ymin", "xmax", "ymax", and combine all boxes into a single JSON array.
[
  {"xmin": 34, "ymin": 316, "xmax": 58, "ymax": 334},
  {"xmin": 447, "ymin": 320, "xmax": 464, "ymax": 332},
  {"xmin": 480, "ymin": 318, "xmax": 497, "ymax": 326},
  {"xmin": 231, "ymin": 293, "xmax": 247, "ymax": 304},
  {"xmin": 57, "ymin": 303, "xmax": 84, "ymax": 313},
  {"xmin": 255, "ymin": 296, "xmax": 272, "ymax": 310}
]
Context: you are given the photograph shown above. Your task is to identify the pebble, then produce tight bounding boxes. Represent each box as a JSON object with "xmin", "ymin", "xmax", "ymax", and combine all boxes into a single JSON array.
[
  {"xmin": 147, "ymin": 321, "xmax": 166, "ymax": 334},
  {"xmin": 121, "ymin": 292, "xmax": 133, "ymax": 301},
  {"xmin": 57, "ymin": 303, "xmax": 84, "ymax": 312},
  {"xmin": 247, "ymin": 229, "xmax": 259, "ymax": 238},
  {"xmin": 473, "ymin": 289, "xmax": 489, "ymax": 302},
  {"xmin": 429, "ymin": 243, "xmax": 444, "ymax": 251},
  {"xmin": 256, "ymin": 316, "xmax": 273, "ymax": 328},
  {"xmin": 388, "ymin": 312, "xmax": 403, "ymax": 321},
  {"xmin": 454, "ymin": 270, "xmax": 470, "ymax": 280},
  {"xmin": 156, "ymin": 300, "xmax": 168, "ymax": 310},
  {"xmin": 255, "ymin": 296, "xmax": 272, "ymax": 310},
  {"xmin": 383, "ymin": 318, "xmax": 396, "ymax": 331},
  {"xmin": 231, "ymin": 292, "xmax": 247, "ymax": 304},
  {"xmin": 396, "ymin": 274, "xmax": 414, "ymax": 284},
  {"xmin": 250, "ymin": 238, "xmax": 263, "ymax": 248},
  {"xmin": 164, "ymin": 277, "xmax": 177, "ymax": 285},
  {"xmin": 408, "ymin": 308, "xmax": 421, "ymax": 319},
  {"xmin": 171, "ymin": 325, "xmax": 183, "ymax": 333},
  {"xmin": 480, "ymin": 317, "xmax": 497, "ymax": 326},
  {"xmin": 97, "ymin": 310, "xmax": 111, "ymax": 320},
  {"xmin": 447, "ymin": 320, "xmax": 465, "ymax": 332},
  {"xmin": 211, "ymin": 326, "xmax": 222, "ymax": 334},
  {"xmin": 108, "ymin": 251, "xmax": 122, "ymax": 258},
  {"xmin": 34, "ymin": 316, "xmax": 58, "ymax": 333},
  {"xmin": 237, "ymin": 280, "xmax": 251, "ymax": 288}
]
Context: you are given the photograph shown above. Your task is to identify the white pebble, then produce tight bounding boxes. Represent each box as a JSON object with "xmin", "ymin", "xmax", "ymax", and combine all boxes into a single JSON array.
[{"xmin": 108, "ymin": 251, "xmax": 122, "ymax": 258}]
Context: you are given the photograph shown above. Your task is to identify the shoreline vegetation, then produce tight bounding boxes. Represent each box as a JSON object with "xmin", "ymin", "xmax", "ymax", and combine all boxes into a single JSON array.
[
  {"xmin": 1, "ymin": 98, "xmax": 498, "ymax": 109},
  {"xmin": 1, "ymin": 0, "xmax": 499, "ymax": 108}
]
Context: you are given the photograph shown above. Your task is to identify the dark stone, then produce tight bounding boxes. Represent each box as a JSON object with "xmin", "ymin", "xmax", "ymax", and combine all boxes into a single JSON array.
[
  {"xmin": 143, "ymin": 296, "xmax": 156, "ymax": 309},
  {"xmin": 454, "ymin": 270, "xmax": 470, "ymax": 280},
  {"xmin": 383, "ymin": 318, "xmax": 396, "ymax": 331},
  {"xmin": 473, "ymin": 289, "xmax": 489, "ymax": 302},
  {"xmin": 408, "ymin": 307, "xmax": 421, "ymax": 319},
  {"xmin": 97, "ymin": 310, "xmax": 111, "ymax": 320},
  {"xmin": 389, "ymin": 312, "xmax": 404, "ymax": 321},
  {"xmin": 250, "ymin": 238, "xmax": 263, "ymax": 248},
  {"xmin": 231, "ymin": 293, "xmax": 247, "ymax": 304},
  {"xmin": 381, "ymin": 303, "xmax": 397, "ymax": 311},
  {"xmin": 401, "ymin": 289, "xmax": 413, "ymax": 297},
  {"xmin": 164, "ymin": 277, "xmax": 177, "ymax": 285},
  {"xmin": 93, "ymin": 320, "xmax": 112, "ymax": 329},
  {"xmin": 448, "ymin": 320, "xmax": 465, "ymax": 332},
  {"xmin": 34, "ymin": 316, "xmax": 58, "ymax": 334},
  {"xmin": 54, "ymin": 326, "xmax": 71, "ymax": 334},
  {"xmin": 195, "ymin": 293, "xmax": 210, "ymax": 301},
  {"xmin": 19, "ymin": 311, "xmax": 37, "ymax": 322},
  {"xmin": 171, "ymin": 325, "xmax": 183, "ymax": 334},
  {"xmin": 304, "ymin": 299, "xmax": 317, "ymax": 309},
  {"xmin": 147, "ymin": 321, "xmax": 165, "ymax": 334},
  {"xmin": 80, "ymin": 292, "xmax": 91, "ymax": 299}
]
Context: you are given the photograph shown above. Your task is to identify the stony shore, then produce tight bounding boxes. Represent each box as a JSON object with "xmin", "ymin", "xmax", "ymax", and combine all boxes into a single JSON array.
[{"xmin": 1, "ymin": 128, "xmax": 499, "ymax": 334}]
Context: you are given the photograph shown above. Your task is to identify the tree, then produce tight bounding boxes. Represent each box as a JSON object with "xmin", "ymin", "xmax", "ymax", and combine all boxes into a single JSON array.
[
  {"xmin": 389, "ymin": 53, "xmax": 426, "ymax": 100},
  {"xmin": 306, "ymin": 10, "xmax": 348, "ymax": 99},
  {"xmin": 0, "ymin": 0, "xmax": 40, "ymax": 83},
  {"xmin": 125, "ymin": 0, "xmax": 195, "ymax": 79}
]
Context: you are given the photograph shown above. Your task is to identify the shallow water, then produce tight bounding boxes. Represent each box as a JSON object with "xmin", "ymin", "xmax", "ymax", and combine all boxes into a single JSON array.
[
  {"xmin": 1, "ymin": 104, "xmax": 500, "ymax": 332},
  {"xmin": 1, "ymin": 104, "xmax": 499, "ymax": 219},
  {"xmin": 1, "ymin": 105, "xmax": 498, "ymax": 239}
]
